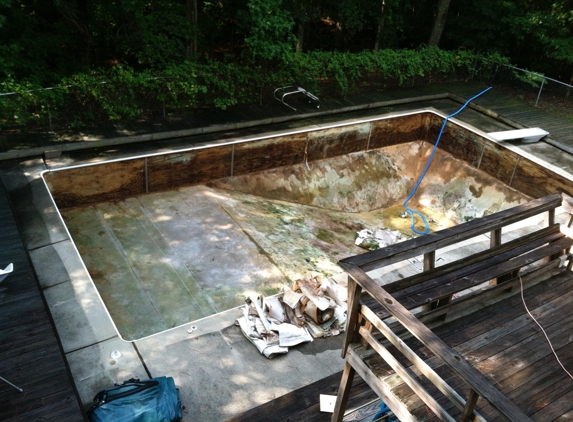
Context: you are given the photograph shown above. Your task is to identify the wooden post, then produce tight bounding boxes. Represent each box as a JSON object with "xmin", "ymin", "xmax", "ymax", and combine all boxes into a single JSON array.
[
  {"xmin": 459, "ymin": 389, "xmax": 479, "ymax": 422},
  {"xmin": 489, "ymin": 228, "xmax": 502, "ymax": 286},
  {"xmin": 424, "ymin": 251, "xmax": 435, "ymax": 272},
  {"xmin": 341, "ymin": 277, "xmax": 362, "ymax": 359},
  {"xmin": 546, "ymin": 209, "xmax": 564, "ymax": 261},
  {"xmin": 422, "ymin": 252, "xmax": 436, "ymax": 312},
  {"xmin": 546, "ymin": 208, "xmax": 555, "ymax": 226},
  {"xmin": 331, "ymin": 362, "xmax": 356, "ymax": 422},
  {"xmin": 359, "ymin": 319, "xmax": 373, "ymax": 350}
]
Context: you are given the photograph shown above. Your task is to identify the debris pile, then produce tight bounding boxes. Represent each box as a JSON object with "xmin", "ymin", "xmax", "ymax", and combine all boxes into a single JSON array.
[
  {"xmin": 236, "ymin": 273, "xmax": 348, "ymax": 358},
  {"xmin": 355, "ymin": 228, "xmax": 402, "ymax": 250}
]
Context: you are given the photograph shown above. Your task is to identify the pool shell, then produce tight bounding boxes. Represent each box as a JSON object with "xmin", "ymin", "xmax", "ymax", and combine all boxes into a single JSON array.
[{"xmin": 42, "ymin": 109, "xmax": 573, "ymax": 341}]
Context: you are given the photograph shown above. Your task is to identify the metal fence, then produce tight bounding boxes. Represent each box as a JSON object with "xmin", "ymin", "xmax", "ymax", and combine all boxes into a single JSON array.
[
  {"xmin": 487, "ymin": 63, "xmax": 573, "ymax": 111},
  {"xmin": 0, "ymin": 80, "xmax": 179, "ymax": 132},
  {"xmin": 2, "ymin": 59, "xmax": 572, "ymax": 134}
]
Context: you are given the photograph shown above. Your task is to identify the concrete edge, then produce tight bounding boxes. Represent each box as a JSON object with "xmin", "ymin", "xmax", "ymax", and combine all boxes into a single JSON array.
[
  {"xmin": 447, "ymin": 92, "xmax": 567, "ymax": 155},
  {"xmin": 0, "ymin": 93, "xmax": 450, "ymax": 162}
]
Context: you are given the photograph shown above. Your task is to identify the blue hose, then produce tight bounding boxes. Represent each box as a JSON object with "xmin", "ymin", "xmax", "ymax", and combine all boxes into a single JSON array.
[
  {"xmin": 403, "ymin": 86, "xmax": 493, "ymax": 235},
  {"xmin": 372, "ymin": 402, "xmax": 397, "ymax": 421}
]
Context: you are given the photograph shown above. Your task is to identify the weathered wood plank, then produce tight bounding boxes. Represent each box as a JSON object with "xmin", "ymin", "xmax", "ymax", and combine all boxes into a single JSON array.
[
  {"xmin": 340, "ymin": 263, "xmax": 533, "ymax": 421},
  {"xmin": 358, "ymin": 327, "xmax": 457, "ymax": 422},
  {"xmin": 342, "ymin": 193, "xmax": 561, "ymax": 271},
  {"xmin": 399, "ymin": 236, "xmax": 573, "ymax": 307},
  {"xmin": 224, "ymin": 369, "xmax": 379, "ymax": 422},
  {"xmin": 458, "ymin": 389, "xmax": 479, "ymax": 422},
  {"xmin": 347, "ymin": 347, "xmax": 419, "ymax": 422},
  {"xmin": 332, "ymin": 363, "xmax": 357, "ymax": 422},
  {"xmin": 415, "ymin": 259, "xmax": 562, "ymax": 324},
  {"xmin": 360, "ymin": 306, "xmax": 486, "ymax": 422},
  {"xmin": 364, "ymin": 271, "xmax": 573, "ymax": 420},
  {"xmin": 342, "ymin": 277, "xmax": 363, "ymax": 359},
  {"xmin": 0, "ymin": 179, "xmax": 84, "ymax": 421},
  {"xmin": 372, "ymin": 233, "xmax": 572, "ymax": 319},
  {"xmin": 382, "ymin": 224, "xmax": 560, "ymax": 294}
]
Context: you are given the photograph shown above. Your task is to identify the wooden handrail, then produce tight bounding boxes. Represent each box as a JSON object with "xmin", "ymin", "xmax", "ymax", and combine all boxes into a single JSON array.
[
  {"xmin": 383, "ymin": 224, "xmax": 561, "ymax": 294},
  {"xmin": 340, "ymin": 262, "xmax": 534, "ymax": 422},
  {"xmin": 342, "ymin": 192, "xmax": 561, "ymax": 272},
  {"xmin": 360, "ymin": 305, "xmax": 487, "ymax": 421}
]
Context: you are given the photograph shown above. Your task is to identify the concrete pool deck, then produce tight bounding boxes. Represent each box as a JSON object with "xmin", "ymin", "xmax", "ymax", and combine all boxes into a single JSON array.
[{"xmin": 3, "ymin": 86, "xmax": 573, "ymax": 421}]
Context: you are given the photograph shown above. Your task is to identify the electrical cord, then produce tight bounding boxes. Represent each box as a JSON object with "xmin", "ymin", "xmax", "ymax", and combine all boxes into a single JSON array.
[
  {"xmin": 403, "ymin": 86, "xmax": 493, "ymax": 235},
  {"xmin": 519, "ymin": 275, "xmax": 573, "ymax": 381}
]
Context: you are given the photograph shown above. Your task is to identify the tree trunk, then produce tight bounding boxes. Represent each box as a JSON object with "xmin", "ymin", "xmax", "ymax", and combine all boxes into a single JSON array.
[
  {"xmin": 186, "ymin": 0, "xmax": 198, "ymax": 58},
  {"xmin": 427, "ymin": 0, "xmax": 452, "ymax": 47},
  {"xmin": 296, "ymin": 21, "xmax": 304, "ymax": 53},
  {"xmin": 374, "ymin": 0, "xmax": 387, "ymax": 51},
  {"xmin": 54, "ymin": 0, "xmax": 93, "ymax": 67}
]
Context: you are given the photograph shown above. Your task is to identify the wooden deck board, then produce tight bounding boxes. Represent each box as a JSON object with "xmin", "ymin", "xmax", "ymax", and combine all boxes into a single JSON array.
[
  {"xmin": 0, "ymin": 179, "xmax": 85, "ymax": 421},
  {"xmin": 361, "ymin": 270, "xmax": 573, "ymax": 420},
  {"xmin": 223, "ymin": 370, "xmax": 381, "ymax": 422}
]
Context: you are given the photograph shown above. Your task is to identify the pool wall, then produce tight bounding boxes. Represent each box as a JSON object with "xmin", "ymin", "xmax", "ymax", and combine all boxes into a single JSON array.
[
  {"xmin": 426, "ymin": 112, "xmax": 573, "ymax": 199},
  {"xmin": 44, "ymin": 109, "xmax": 573, "ymax": 209},
  {"xmin": 44, "ymin": 112, "xmax": 426, "ymax": 207}
]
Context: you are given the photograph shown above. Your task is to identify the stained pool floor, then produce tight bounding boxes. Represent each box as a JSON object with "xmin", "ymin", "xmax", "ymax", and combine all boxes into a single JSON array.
[
  {"xmin": 61, "ymin": 185, "xmax": 444, "ymax": 340},
  {"xmin": 61, "ymin": 145, "xmax": 528, "ymax": 340}
]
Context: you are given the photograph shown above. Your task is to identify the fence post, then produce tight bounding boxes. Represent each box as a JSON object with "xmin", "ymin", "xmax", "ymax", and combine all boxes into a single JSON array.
[
  {"xmin": 489, "ymin": 65, "xmax": 499, "ymax": 85},
  {"xmin": 535, "ymin": 78, "xmax": 545, "ymax": 107},
  {"xmin": 163, "ymin": 99, "xmax": 166, "ymax": 117},
  {"xmin": 47, "ymin": 104, "xmax": 52, "ymax": 131}
]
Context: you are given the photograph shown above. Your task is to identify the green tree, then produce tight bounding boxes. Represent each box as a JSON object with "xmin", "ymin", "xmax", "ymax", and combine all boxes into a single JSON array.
[
  {"xmin": 0, "ymin": 0, "xmax": 86, "ymax": 84},
  {"xmin": 444, "ymin": 0, "xmax": 573, "ymax": 80},
  {"xmin": 239, "ymin": 0, "xmax": 295, "ymax": 61}
]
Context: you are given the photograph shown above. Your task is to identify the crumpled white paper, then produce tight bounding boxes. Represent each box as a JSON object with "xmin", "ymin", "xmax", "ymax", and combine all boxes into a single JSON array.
[
  {"xmin": 355, "ymin": 228, "xmax": 402, "ymax": 250},
  {"xmin": 236, "ymin": 274, "xmax": 348, "ymax": 358}
]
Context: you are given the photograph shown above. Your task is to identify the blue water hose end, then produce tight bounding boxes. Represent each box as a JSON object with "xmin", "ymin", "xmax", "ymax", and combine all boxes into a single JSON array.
[
  {"xmin": 402, "ymin": 86, "xmax": 492, "ymax": 236},
  {"xmin": 372, "ymin": 401, "xmax": 398, "ymax": 422}
]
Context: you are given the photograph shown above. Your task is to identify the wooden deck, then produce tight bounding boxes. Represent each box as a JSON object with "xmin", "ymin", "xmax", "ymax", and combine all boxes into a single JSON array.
[
  {"xmin": 224, "ymin": 370, "xmax": 382, "ymax": 422},
  {"xmin": 459, "ymin": 84, "xmax": 573, "ymax": 152},
  {"xmin": 225, "ymin": 270, "xmax": 573, "ymax": 422},
  {"xmin": 0, "ymin": 179, "xmax": 85, "ymax": 421},
  {"xmin": 362, "ymin": 269, "xmax": 573, "ymax": 421}
]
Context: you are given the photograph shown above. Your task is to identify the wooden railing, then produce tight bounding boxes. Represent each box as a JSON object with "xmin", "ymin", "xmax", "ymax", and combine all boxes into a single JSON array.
[{"xmin": 332, "ymin": 193, "xmax": 571, "ymax": 422}]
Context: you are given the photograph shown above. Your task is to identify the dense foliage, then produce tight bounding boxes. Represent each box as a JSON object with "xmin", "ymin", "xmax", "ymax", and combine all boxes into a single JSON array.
[
  {"xmin": 1, "ymin": 0, "xmax": 572, "ymax": 85},
  {"xmin": 0, "ymin": 47, "xmax": 505, "ymax": 129},
  {"xmin": 0, "ymin": 0, "xmax": 571, "ymax": 130}
]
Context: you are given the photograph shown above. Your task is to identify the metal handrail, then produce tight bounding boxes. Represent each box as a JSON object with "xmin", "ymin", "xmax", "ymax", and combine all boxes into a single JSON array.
[{"xmin": 273, "ymin": 85, "xmax": 320, "ymax": 111}]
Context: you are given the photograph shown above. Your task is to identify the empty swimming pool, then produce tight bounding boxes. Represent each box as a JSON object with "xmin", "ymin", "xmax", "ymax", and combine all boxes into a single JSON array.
[{"xmin": 44, "ymin": 110, "xmax": 557, "ymax": 340}]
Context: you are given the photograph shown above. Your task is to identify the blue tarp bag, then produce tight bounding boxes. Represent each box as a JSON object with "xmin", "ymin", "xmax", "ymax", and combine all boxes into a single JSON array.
[{"xmin": 88, "ymin": 377, "xmax": 182, "ymax": 422}]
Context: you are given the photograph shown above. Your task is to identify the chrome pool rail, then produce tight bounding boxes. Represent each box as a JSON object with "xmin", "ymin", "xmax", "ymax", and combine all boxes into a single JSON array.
[{"xmin": 274, "ymin": 86, "xmax": 320, "ymax": 111}]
